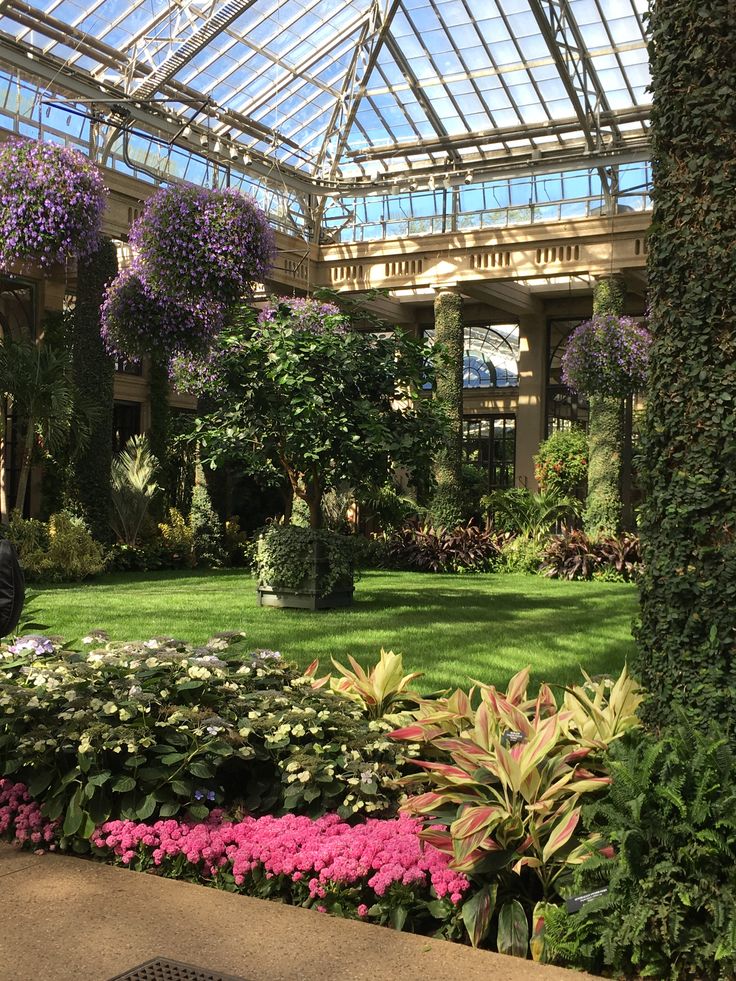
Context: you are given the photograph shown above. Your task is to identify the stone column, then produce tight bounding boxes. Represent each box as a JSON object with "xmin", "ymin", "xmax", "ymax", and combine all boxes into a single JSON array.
[{"xmin": 514, "ymin": 306, "xmax": 547, "ymax": 490}]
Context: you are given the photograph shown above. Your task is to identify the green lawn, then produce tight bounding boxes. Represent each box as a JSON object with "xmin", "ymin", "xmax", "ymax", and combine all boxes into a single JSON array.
[{"xmin": 29, "ymin": 570, "xmax": 638, "ymax": 692}]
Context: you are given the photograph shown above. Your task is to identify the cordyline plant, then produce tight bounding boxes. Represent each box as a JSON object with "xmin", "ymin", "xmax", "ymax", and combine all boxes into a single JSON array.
[
  {"xmin": 391, "ymin": 664, "xmax": 643, "ymax": 958},
  {"xmin": 385, "ymin": 521, "xmax": 501, "ymax": 573},
  {"xmin": 561, "ymin": 314, "xmax": 651, "ymax": 399},
  {"xmin": 173, "ymin": 297, "xmax": 441, "ymax": 528},
  {"xmin": 304, "ymin": 648, "xmax": 423, "ymax": 720},
  {"xmin": 129, "ymin": 184, "xmax": 275, "ymax": 308},
  {"xmin": 0, "ymin": 139, "xmax": 106, "ymax": 271}
]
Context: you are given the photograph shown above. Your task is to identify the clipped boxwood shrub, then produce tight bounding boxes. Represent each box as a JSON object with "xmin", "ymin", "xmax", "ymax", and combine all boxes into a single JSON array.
[
  {"xmin": 0, "ymin": 634, "xmax": 415, "ymax": 842},
  {"xmin": 256, "ymin": 525, "xmax": 354, "ymax": 596}
]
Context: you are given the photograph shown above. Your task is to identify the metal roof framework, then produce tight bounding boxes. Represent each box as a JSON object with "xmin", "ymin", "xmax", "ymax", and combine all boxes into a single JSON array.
[{"xmin": 0, "ymin": 0, "xmax": 651, "ymax": 205}]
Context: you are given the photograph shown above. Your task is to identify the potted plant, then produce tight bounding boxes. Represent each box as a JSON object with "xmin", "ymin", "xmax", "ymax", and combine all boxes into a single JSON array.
[{"xmin": 173, "ymin": 295, "xmax": 439, "ymax": 609}]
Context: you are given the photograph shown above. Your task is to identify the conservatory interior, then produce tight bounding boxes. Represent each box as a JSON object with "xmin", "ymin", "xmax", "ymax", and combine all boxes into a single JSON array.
[
  {"xmin": 0, "ymin": 0, "xmax": 733, "ymax": 979},
  {"xmin": 0, "ymin": 0, "xmax": 653, "ymax": 505}
]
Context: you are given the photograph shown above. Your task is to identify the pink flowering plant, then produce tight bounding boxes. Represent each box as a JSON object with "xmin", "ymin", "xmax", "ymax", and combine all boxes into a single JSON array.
[
  {"xmin": 561, "ymin": 315, "xmax": 651, "ymax": 398},
  {"xmin": 90, "ymin": 811, "xmax": 469, "ymax": 935},
  {"xmin": 100, "ymin": 268, "xmax": 225, "ymax": 359},
  {"xmin": 0, "ymin": 139, "xmax": 106, "ymax": 270},
  {"xmin": 0, "ymin": 633, "xmax": 415, "ymax": 843},
  {"xmin": 129, "ymin": 184, "xmax": 275, "ymax": 308},
  {"xmin": 0, "ymin": 778, "xmax": 58, "ymax": 848}
]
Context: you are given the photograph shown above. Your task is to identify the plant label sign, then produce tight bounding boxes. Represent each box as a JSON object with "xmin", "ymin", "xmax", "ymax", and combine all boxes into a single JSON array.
[
  {"xmin": 501, "ymin": 730, "xmax": 525, "ymax": 747},
  {"xmin": 566, "ymin": 887, "xmax": 608, "ymax": 913}
]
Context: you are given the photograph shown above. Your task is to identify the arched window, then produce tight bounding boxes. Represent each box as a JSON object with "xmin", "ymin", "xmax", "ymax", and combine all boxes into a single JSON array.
[
  {"xmin": 424, "ymin": 323, "xmax": 520, "ymax": 389},
  {"xmin": 463, "ymin": 324, "xmax": 519, "ymax": 388}
]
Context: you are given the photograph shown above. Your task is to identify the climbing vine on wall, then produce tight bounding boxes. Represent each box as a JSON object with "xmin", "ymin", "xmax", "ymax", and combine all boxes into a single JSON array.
[
  {"xmin": 431, "ymin": 290, "xmax": 465, "ymax": 529},
  {"xmin": 71, "ymin": 237, "xmax": 118, "ymax": 542},
  {"xmin": 636, "ymin": 0, "xmax": 736, "ymax": 731}
]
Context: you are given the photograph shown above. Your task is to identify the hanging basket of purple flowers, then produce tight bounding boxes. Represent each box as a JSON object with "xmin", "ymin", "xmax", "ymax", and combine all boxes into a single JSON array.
[
  {"xmin": 100, "ymin": 268, "xmax": 225, "ymax": 360},
  {"xmin": 0, "ymin": 139, "xmax": 106, "ymax": 271},
  {"xmin": 561, "ymin": 314, "xmax": 651, "ymax": 398},
  {"xmin": 130, "ymin": 184, "xmax": 275, "ymax": 308}
]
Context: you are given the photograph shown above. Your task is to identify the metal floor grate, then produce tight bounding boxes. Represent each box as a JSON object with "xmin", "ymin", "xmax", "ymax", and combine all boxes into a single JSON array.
[{"xmin": 107, "ymin": 957, "xmax": 250, "ymax": 981}]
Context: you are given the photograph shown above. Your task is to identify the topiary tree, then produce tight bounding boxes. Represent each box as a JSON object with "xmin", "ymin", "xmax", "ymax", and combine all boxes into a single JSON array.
[
  {"xmin": 173, "ymin": 297, "xmax": 439, "ymax": 530},
  {"xmin": 71, "ymin": 238, "xmax": 118, "ymax": 542},
  {"xmin": 561, "ymin": 280, "xmax": 650, "ymax": 538},
  {"xmin": 430, "ymin": 289, "xmax": 465, "ymax": 529},
  {"xmin": 636, "ymin": 0, "xmax": 736, "ymax": 731}
]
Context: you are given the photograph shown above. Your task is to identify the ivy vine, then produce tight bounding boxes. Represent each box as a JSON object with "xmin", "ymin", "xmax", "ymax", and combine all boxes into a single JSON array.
[
  {"xmin": 431, "ymin": 290, "xmax": 465, "ymax": 529},
  {"xmin": 256, "ymin": 525, "xmax": 355, "ymax": 597},
  {"xmin": 71, "ymin": 237, "xmax": 118, "ymax": 543},
  {"xmin": 635, "ymin": 0, "xmax": 736, "ymax": 731}
]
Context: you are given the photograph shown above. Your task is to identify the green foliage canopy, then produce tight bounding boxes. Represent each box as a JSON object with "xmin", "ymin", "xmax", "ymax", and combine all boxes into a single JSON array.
[{"xmin": 174, "ymin": 298, "xmax": 440, "ymax": 529}]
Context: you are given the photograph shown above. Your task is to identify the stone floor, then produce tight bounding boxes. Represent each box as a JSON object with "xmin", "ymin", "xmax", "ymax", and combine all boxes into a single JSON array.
[{"xmin": 0, "ymin": 845, "xmax": 598, "ymax": 981}]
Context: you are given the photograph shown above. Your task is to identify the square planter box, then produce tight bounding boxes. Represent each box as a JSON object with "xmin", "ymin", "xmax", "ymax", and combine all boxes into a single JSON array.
[
  {"xmin": 257, "ymin": 583, "xmax": 354, "ymax": 610},
  {"xmin": 257, "ymin": 537, "xmax": 354, "ymax": 610}
]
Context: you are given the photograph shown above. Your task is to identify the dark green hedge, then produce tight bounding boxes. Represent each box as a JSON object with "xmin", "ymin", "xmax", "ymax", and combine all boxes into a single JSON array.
[
  {"xmin": 636, "ymin": 0, "xmax": 736, "ymax": 730},
  {"xmin": 71, "ymin": 238, "xmax": 118, "ymax": 542}
]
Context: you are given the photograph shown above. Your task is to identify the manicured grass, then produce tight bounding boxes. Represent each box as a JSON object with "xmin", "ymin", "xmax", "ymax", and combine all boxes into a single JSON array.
[{"xmin": 29, "ymin": 570, "xmax": 638, "ymax": 691}]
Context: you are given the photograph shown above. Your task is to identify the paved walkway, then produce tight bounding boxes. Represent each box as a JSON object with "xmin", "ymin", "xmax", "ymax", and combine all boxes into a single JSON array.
[{"xmin": 0, "ymin": 845, "xmax": 598, "ymax": 981}]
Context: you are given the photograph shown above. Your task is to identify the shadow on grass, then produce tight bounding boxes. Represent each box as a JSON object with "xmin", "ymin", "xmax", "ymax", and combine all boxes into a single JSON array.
[{"xmin": 32, "ymin": 568, "xmax": 639, "ymax": 690}]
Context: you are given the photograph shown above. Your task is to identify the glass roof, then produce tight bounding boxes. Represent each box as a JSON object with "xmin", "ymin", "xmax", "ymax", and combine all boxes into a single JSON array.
[{"xmin": 0, "ymin": 0, "xmax": 651, "ymax": 195}]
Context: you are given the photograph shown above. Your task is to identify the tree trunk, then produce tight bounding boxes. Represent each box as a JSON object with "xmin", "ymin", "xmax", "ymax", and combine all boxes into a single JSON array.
[
  {"xmin": 431, "ymin": 289, "xmax": 465, "ymax": 529},
  {"xmin": 636, "ymin": 0, "xmax": 736, "ymax": 731},
  {"xmin": 585, "ymin": 277, "xmax": 625, "ymax": 538},
  {"xmin": 13, "ymin": 418, "xmax": 34, "ymax": 515}
]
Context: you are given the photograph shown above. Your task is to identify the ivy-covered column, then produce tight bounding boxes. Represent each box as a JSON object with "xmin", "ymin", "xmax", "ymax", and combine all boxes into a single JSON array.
[
  {"xmin": 148, "ymin": 355, "xmax": 173, "ymax": 508},
  {"xmin": 585, "ymin": 277, "xmax": 624, "ymax": 537},
  {"xmin": 430, "ymin": 288, "xmax": 464, "ymax": 528},
  {"xmin": 636, "ymin": 0, "xmax": 736, "ymax": 729},
  {"xmin": 72, "ymin": 237, "xmax": 118, "ymax": 542}
]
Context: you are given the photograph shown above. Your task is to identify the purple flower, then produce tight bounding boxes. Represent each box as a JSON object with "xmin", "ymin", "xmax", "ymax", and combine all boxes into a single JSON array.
[
  {"xmin": 0, "ymin": 139, "xmax": 106, "ymax": 271},
  {"xmin": 129, "ymin": 184, "xmax": 275, "ymax": 308},
  {"xmin": 5, "ymin": 635, "xmax": 56, "ymax": 658},
  {"xmin": 101, "ymin": 267, "xmax": 225, "ymax": 360},
  {"xmin": 561, "ymin": 314, "xmax": 651, "ymax": 397},
  {"xmin": 256, "ymin": 297, "xmax": 347, "ymax": 336}
]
